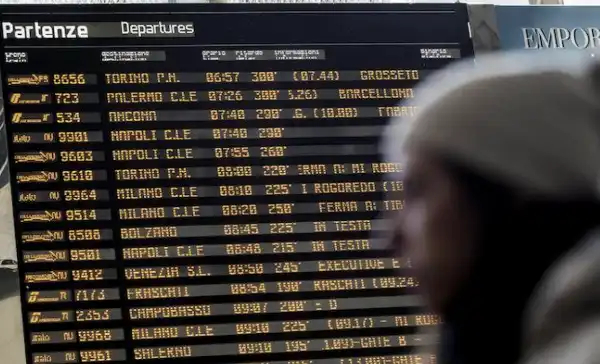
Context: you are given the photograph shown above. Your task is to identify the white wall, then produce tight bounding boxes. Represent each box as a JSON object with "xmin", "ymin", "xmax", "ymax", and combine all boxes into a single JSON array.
[{"xmin": 564, "ymin": 0, "xmax": 600, "ymax": 4}]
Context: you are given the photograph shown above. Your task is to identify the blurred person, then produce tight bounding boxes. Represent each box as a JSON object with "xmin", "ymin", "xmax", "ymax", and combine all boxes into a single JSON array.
[{"xmin": 382, "ymin": 52, "xmax": 600, "ymax": 364}]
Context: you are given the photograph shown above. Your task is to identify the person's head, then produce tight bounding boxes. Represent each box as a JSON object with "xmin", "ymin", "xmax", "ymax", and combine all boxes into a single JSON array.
[{"xmin": 383, "ymin": 52, "xmax": 600, "ymax": 317}]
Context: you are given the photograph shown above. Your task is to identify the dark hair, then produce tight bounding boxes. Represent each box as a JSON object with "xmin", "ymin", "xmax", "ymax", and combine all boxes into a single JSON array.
[{"xmin": 437, "ymin": 158, "xmax": 600, "ymax": 364}]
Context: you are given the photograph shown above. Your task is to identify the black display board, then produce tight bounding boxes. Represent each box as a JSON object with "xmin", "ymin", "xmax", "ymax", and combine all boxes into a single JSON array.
[{"xmin": 0, "ymin": 4, "xmax": 473, "ymax": 364}]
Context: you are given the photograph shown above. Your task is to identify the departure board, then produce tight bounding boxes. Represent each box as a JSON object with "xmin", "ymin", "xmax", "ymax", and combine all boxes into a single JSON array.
[{"xmin": 0, "ymin": 4, "xmax": 473, "ymax": 364}]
